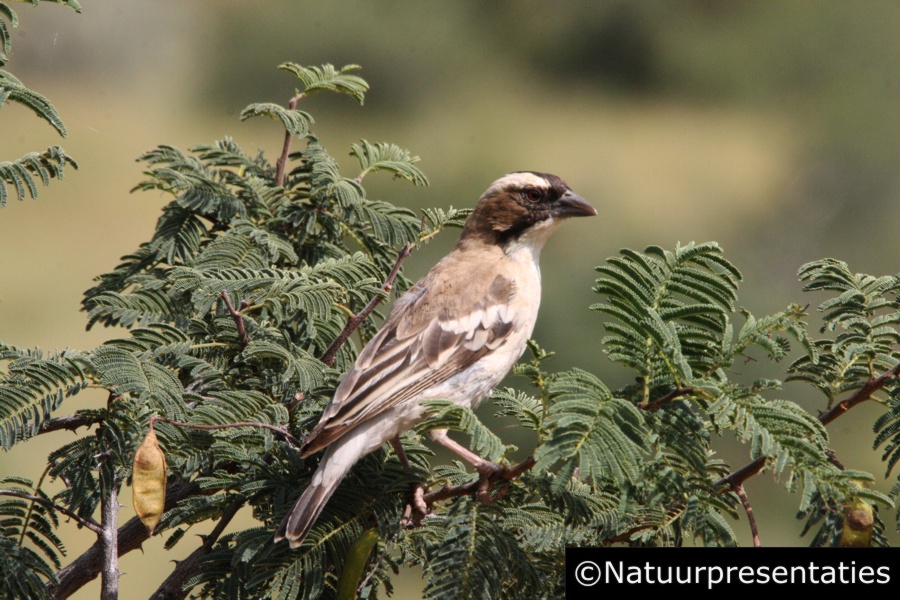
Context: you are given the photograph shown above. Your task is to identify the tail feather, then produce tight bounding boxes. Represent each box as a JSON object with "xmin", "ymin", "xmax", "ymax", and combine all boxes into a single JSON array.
[
  {"xmin": 275, "ymin": 477, "xmax": 340, "ymax": 548},
  {"xmin": 276, "ymin": 417, "xmax": 391, "ymax": 548},
  {"xmin": 275, "ymin": 443, "xmax": 355, "ymax": 548}
]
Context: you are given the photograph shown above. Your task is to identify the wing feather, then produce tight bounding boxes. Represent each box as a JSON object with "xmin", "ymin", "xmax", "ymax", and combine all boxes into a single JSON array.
[{"xmin": 300, "ymin": 268, "xmax": 518, "ymax": 457}]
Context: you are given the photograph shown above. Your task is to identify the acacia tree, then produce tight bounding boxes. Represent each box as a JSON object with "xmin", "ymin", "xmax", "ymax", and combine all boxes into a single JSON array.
[{"xmin": 3, "ymin": 7, "xmax": 900, "ymax": 600}]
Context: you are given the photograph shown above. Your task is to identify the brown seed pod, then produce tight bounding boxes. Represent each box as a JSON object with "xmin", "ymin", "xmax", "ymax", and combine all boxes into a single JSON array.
[{"xmin": 132, "ymin": 421, "xmax": 167, "ymax": 535}]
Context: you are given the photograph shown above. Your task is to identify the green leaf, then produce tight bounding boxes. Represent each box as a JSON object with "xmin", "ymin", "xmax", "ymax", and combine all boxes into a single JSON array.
[
  {"xmin": 279, "ymin": 63, "xmax": 369, "ymax": 105},
  {"xmin": 350, "ymin": 140, "xmax": 429, "ymax": 186},
  {"xmin": 240, "ymin": 103, "xmax": 313, "ymax": 138}
]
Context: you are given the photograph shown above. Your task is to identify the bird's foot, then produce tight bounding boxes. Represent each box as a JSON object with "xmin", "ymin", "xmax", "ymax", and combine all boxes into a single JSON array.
[
  {"xmin": 474, "ymin": 461, "xmax": 512, "ymax": 504},
  {"xmin": 475, "ymin": 460, "xmax": 507, "ymax": 480},
  {"xmin": 401, "ymin": 482, "xmax": 428, "ymax": 528}
]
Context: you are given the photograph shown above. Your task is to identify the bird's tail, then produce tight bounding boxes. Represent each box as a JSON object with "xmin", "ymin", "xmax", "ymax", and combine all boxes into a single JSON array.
[{"xmin": 274, "ymin": 442, "xmax": 355, "ymax": 548}]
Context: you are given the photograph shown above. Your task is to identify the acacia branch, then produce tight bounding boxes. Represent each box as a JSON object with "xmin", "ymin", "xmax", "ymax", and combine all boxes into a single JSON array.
[
  {"xmin": 819, "ymin": 361, "xmax": 900, "ymax": 425},
  {"xmin": 638, "ymin": 387, "xmax": 694, "ymax": 411},
  {"xmin": 37, "ymin": 413, "xmax": 96, "ymax": 435},
  {"xmin": 220, "ymin": 291, "xmax": 249, "ymax": 349},
  {"xmin": 0, "ymin": 490, "xmax": 102, "ymax": 534},
  {"xmin": 50, "ymin": 480, "xmax": 200, "ymax": 599},
  {"xmin": 418, "ymin": 456, "xmax": 535, "ymax": 507},
  {"xmin": 715, "ymin": 361, "xmax": 900, "ymax": 491},
  {"xmin": 275, "ymin": 93, "xmax": 304, "ymax": 187},
  {"xmin": 150, "ymin": 498, "xmax": 245, "ymax": 600},
  {"xmin": 320, "ymin": 242, "xmax": 412, "ymax": 367},
  {"xmin": 731, "ymin": 483, "xmax": 760, "ymax": 547},
  {"xmin": 154, "ymin": 416, "xmax": 301, "ymax": 448},
  {"xmin": 100, "ymin": 471, "xmax": 120, "ymax": 600}
]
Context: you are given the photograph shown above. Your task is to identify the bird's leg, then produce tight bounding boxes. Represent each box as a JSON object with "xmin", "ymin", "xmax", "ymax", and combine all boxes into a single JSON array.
[
  {"xmin": 390, "ymin": 436, "xmax": 427, "ymax": 523},
  {"xmin": 428, "ymin": 429, "xmax": 506, "ymax": 478},
  {"xmin": 389, "ymin": 436, "xmax": 412, "ymax": 471}
]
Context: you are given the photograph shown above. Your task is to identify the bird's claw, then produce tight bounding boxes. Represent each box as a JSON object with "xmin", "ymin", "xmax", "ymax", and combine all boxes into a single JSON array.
[{"xmin": 401, "ymin": 482, "xmax": 428, "ymax": 528}]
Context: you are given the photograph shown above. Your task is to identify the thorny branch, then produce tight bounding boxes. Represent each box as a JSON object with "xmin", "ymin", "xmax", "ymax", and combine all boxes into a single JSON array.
[
  {"xmin": 37, "ymin": 413, "xmax": 95, "ymax": 435},
  {"xmin": 220, "ymin": 291, "xmax": 249, "ymax": 349},
  {"xmin": 275, "ymin": 93, "xmax": 305, "ymax": 187},
  {"xmin": 638, "ymin": 387, "xmax": 694, "ymax": 411},
  {"xmin": 49, "ymin": 480, "xmax": 201, "ymax": 599},
  {"xmin": 0, "ymin": 489, "xmax": 102, "ymax": 534},
  {"xmin": 153, "ymin": 416, "xmax": 301, "ymax": 448},
  {"xmin": 731, "ymin": 483, "xmax": 760, "ymax": 547},
  {"xmin": 715, "ymin": 361, "xmax": 900, "ymax": 490},
  {"xmin": 402, "ymin": 456, "xmax": 537, "ymax": 528},
  {"xmin": 99, "ymin": 468, "xmax": 119, "ymax": 600},
  {"xmin": 149, "ymin": 498, "xmax": 245, "ymax": 600},
  {"xmin": 320, "ymin": 242, "xmax": 412, "ymax": 367}
]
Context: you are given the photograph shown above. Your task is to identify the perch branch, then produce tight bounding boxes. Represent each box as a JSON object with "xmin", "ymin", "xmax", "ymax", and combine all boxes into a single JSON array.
[{"xmin": 403, "ymin": 456, "xmax": 536, "ymax": 526}]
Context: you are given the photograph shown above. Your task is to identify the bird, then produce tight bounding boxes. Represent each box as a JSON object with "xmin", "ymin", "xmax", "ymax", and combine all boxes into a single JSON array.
[{"xmin": 275, "ymin": 171, "xmax": 596, "ymax": 548}]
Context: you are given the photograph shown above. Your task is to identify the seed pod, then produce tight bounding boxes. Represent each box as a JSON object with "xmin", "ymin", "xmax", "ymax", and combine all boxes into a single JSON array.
[
  {"xmin": 132, "ymin": 422, "xmax": 167, "ymax": 535},
  {"xmin": 337, "ymin": 528, "xmax": 379, "ymax": 600},
  {"xmin": 839, "ymin": 496, "xmax": 874, "ymax": 548}
]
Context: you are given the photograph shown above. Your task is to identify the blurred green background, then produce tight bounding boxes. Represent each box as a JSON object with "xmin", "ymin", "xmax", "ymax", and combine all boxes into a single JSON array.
[{"xmin": 3, "ymin": 0, "xmax": 900, "ymax": 596}]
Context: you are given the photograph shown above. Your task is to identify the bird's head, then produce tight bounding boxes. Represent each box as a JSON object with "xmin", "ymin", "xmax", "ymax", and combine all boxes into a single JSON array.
[{"xmin": 461, "ymin": 171, "xmax": 597, "ymax": 247}]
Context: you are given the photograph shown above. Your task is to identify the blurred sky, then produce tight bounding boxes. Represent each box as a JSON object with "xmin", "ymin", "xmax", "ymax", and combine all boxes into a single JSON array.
[{"xmin": 3, "ymin": 1, "xmax": 900, "ymax": 596}]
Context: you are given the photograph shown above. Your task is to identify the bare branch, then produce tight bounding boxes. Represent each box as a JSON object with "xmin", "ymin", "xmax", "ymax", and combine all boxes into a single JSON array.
[
  {"xmin": 100, "ymin": 472, "xmax": 120, "ymax": 600},
  {"xmin": 0, "ymin": 489, "xmax": 102, "ymax": 534},
  {"xmin": 37, "ymin": 413, "xmax": 95, "ymax": 435},
  {"xmin": 731, "ymin": 484, "xmax": 760, "ymax": 547},
  {"xmin": 819, "ymin": 361, "xmax": 900, "ymax": 426},
  {"xmin": 638, "ymin": 387, "xmax": 694, "ymax": 411},
  {"xmin": 320, "ymin": 242, "xmax": 412, "ymax": 367},
  {"xmin": 274, "ymin": 94, "xmax": 304, "ymax": 187}
]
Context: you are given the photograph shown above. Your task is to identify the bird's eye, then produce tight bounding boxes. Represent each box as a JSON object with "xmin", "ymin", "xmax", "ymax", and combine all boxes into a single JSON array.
[{"xmin": 524, "ymin": 189, "xmax": 541, "ymax": 203}]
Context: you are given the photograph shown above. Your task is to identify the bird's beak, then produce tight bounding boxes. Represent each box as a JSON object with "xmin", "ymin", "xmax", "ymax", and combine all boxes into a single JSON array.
[{"xmin": 554, "ymin": 190, "xmax": 597, "ymax": 218}]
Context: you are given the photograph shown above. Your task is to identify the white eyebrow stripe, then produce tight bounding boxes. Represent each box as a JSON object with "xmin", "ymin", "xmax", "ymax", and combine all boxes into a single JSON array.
[{"xmin": 484, "ymin": 172, "xmax": 549, "ymax": 196}]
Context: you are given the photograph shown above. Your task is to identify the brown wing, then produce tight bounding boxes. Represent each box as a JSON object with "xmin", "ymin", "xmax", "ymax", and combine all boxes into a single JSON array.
[{"xmin": 300, "ymin": 266, "xmax": 517, "ymax": 457}]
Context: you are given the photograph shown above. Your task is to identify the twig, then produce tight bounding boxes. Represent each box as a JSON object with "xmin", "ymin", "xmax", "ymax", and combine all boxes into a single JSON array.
[
  {"xmin": 603, "ymin": 524, "xmax": 658, "ymax": 545},
  {"xmin": 731, "ymin": 483, "xmax": 760, "ymax": 547},
  {"xmin": 320, "ymin": 242, "xmax": 412, "ymax": 367},
  {"xmin": 154, "ymin": 416, "xmax": 301, "ymax": 448},
  {"xmin": 99, "ymin": 468, "xmax": 120, "ymax": 600},
  {"xmin": 37, "ymin": 413, "xmax": 95, "ymax": 435},
  {"xmin": 275, "ymin": 93, "xmax": 304, "ymax": 187},
  {"xmin": 825, "ymin": 449, "xmax": 846, "ymax": 471},
  {"xmin": 713, "ymin": 457, "xmax": 766, "ymax": 490},
  {"xmin": 149, "ymin": 498, "xmax": 245, "ymax": 600},
  {"xmin": 49, "ymin": 480, "xmax": 201, "ymax": 599},
  {"xmin": 714, "ymin": 361, "xmax": 900, "ymax": 491},
  {"xmin": 638, "ymin": 387, "xmax": 694, "ymax": 411},
  {"xmin": 0, "ymin": 489, "xmax": 102, "ymax": 535},
  {"xmin": 220, "ymin": 291, "xmax": 249, "ymax": 349},
  {"xmin": 419, "ymin": 456, "xmax": 535, "ymax": 507},
  {"xmin": 819, "ymin": 362, "xmax": 900, "ymax": 426}
]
